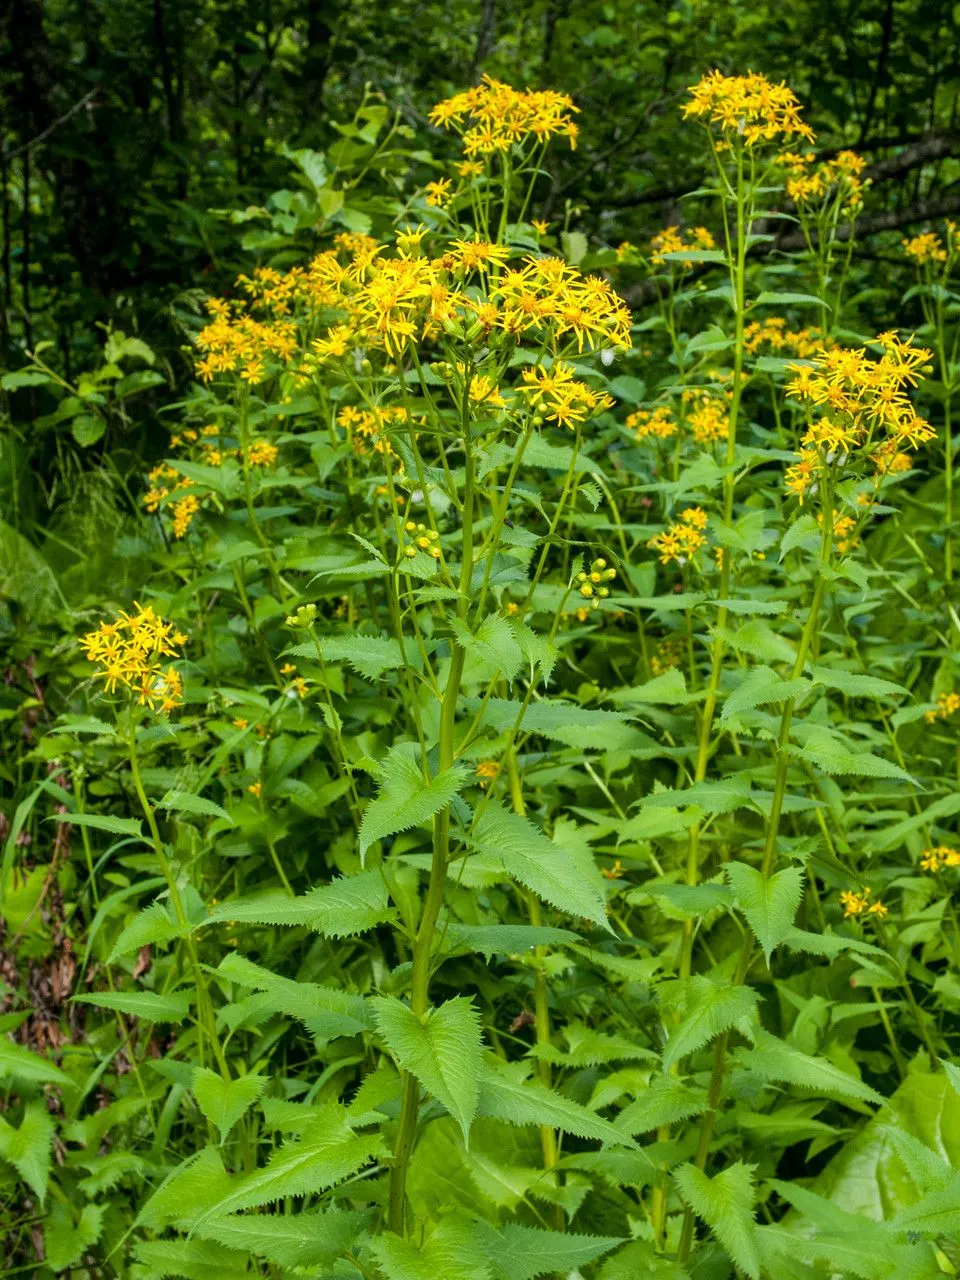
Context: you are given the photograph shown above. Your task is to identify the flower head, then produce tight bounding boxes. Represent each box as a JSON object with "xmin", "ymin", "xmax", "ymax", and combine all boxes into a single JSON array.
[{"xmin": 80, "ymin": 604, "xmax": 186, "ymax": 714}]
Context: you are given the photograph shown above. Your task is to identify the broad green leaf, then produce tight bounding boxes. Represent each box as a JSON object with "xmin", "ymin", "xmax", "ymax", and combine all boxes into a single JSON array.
[
  {"xmin": 443, "ymin": 923, "xmax": 577, "ymax": 957},
  {"xmin": 466, "ymin": 802, "xmax": 608, "ymax": 929},
  {"xmin": 868, "ymin": 793, "xmax": 960, "ymax": 853},
  {"xmin": 204, "ymin": 871, "xmax": 393, "ymax": 937},
  {"xmin": 374, "ymin": 995, "xmax": 482, "ymax": 1143},
  {"xmin": 469, "ymin": 696, "xmax": 636, "ymax": 750},
  {"xmin": 608, "ymin": 668, "xmax": 690, "ymax": 705},
  {"xmin": 616, "ymin": 1077, "xmax": 711, "ymax": 1135},
  {"xmin": 315, "ymin": 633, "xmax": 403, "ymax": 679},
  {"xmin": 0, "ymin": 1102, "xmax": 54, "ymax": 1203},
  {"xmin": 158, "ymin": 789, "xmax": 233, "ymax": 824},
  {"xmin": 195, "ymin": 1207, "xmax": 373, "ymax": 1268},
  {"xmin": 736, "ymin": 1028, "xmax": 882, "ymax": 1104},
  {"xmin": 133, "ymin": 1238, "xmax": 249, "ymax": 1280},
  {"xmin": 192, "ymin": 1067, "xmax": 267, "ymax": 1140},
  {"xmin": 48, "ymin": 715, "xmax": 116, "ymax": 737},
  {"xmin": 74, "ymin": 989, "xmax": 191, "ymax": 1022},
  {"xmin": 724, "ymin": 619, "xmax": 796, "ymax": 664},
  {"xmin": 673, "ymin": 1161, "xmax": 761, "ymax": 1280},
  {"xmin": 108, "ymin": 900, "xmax": 182, "ymax": 962},
  {"xmin": 137, "ymin": 1147, "xmax": 234, "ymax": 1228},
  {"xmin": 807, "ymin": 664, "xmax": 909, "ymax": 700},
  {"xmin": 641, "ymin": 777, "xmax": 755, "ymax": 816},
  {"xmin": 451, "ymin": 612, "xmax": 524, "ymax": 682},
  {"xmin": 370, "ymin": 1220, "xmax": 489, "ymax": 1280},
  {"xmin": 359, "ymin": 742, "xmax": 468, "ymax": 858},
  {"xmin": 192, "ymin": 1104, "xmax": 380, "ymax": 1227},
  {"xmin": 473, "ymin": 1221, "xmax": 623, "ymax": 1280},
  {"xmin": 50, "ymin": 812, "xmax": 143, "ymax": 838},
  {"xmin": 721, "ymin": 666, "xmax": 811, "ymax": 721},
  {"xmin": 780, "ymin": 515, "xmax": 820, "ymax": 560},
  {"xmin": 791, "ymin": 731, "xmax": 913, "ymax": 783},
  {"xmin": 0, "ymin": 1036, "xmax": 71, "ymax": 1086},
  {"xmin": 726, "ymin": 862, "xmax": 805, "ymax": 962},
  {"xmin": 646, "ymin": 881, "xmax": 733, "ymax": 919},
  {"xmin": 44, "ymin": 1203, "xmax": 105, "ymax": 1273},
  {"xmin": 476, "ymin": 1060, "xmax": 634, "ymax": 1147},
  {"xmin": 216, "ymin": 952, "xmax": 373, "ymax": 1035},
  {"xmin": 661, "ymin": 978, "xmax": 759, "ymax": 1073}
]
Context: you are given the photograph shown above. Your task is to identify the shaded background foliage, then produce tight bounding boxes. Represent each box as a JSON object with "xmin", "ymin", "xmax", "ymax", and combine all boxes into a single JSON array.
[{"xmin": 3, "ymin": 0, "xmax": 960, "ymax": 376}]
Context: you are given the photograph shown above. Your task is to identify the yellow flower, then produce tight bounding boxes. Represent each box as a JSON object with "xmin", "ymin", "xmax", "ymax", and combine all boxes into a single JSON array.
[
  {"xmin": 80, "ymin": 603, "xmax": 186, "ymax": 714},
  {"xmin": 247, "ymin": 440, "xmax": 279, "ymax": 467},
  {"xmin": 532, "ymin": 219, "xmax": 549, "ymax": 236},
  {"xmin": 475, "ymin": 760, "xmax": 500, "ymax": 789},
  {"xmin": 628, "ymin": 406, "xmax": 676, "ymax": 441},
  {"xmin": 233, "ymin": 718, "xmax": 249, "ymax": 730},
  {"xmin": 450, "ymin": 238, "xmax": 511, "ymax": 273},
  {"xmin": 683, "ymin": 70, "xmax": 815, "ymax": 146},
  {"xmin": 429, "ymin": 76, "xmax": 579, "ymax": 155},
  {"xmin": 248, "ymin": 781, "xmax": 263, "ymax": 798},
  {"xmin": 647, "ymin": 509, "xmax": 709, "ymax": 566},
  {"xmin": 425, "ymin": 178, "xmax": 452, "ymax": 207},
  {"xmin": 279, "ymin": 662, "xmax": 296, "ymax": 676},
  {"xmin": 903, "ymin": 232, "xmax": 947, "ymax": 266}
]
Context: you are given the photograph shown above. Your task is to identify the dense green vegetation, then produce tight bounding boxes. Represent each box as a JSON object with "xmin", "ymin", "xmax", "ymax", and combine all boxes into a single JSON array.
[{"xmin": 2, "ymin": 4, "xmax": 960, "ymax": 1278}]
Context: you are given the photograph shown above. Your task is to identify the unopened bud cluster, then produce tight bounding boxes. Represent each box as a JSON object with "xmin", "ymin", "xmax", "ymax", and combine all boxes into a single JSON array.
[
  {"xmin": 285, "ymin": 603, "xmax": 317, "ymax": 628},
  {"xmin": 403, "ymin": 521, "xmax": 442, "ymax": 560},
  {"xmin": 576, "ymin": 558, "xmax": 616, "ymax": 609}
]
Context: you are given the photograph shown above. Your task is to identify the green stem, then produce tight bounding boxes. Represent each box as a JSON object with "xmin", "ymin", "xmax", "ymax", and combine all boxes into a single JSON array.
[{"xmin": 387, "ymin": 416, "xmax": 477, "ymax": 1236}]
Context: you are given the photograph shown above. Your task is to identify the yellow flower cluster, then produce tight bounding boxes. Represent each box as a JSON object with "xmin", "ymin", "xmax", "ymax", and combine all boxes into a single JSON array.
[
  {"xmin": 80, "ymin": 604, "xmax": 186, "ymax": 714},
  {"xmin": 143, "ymin": 431, "xmax": 279, "ymax": 537},
  {"xmin": 840, "ymin": 888, "xmax": 888, "ymax": 919},
  {"xmin": 651, "ymin": 634, "xmax": 685, "ymax": 675},
  {"xmin": 925, "ymin": 691, "xmax": 960, "ymax": 724},
  {"xmin": 920, "ymin": 846, "xmax": 960, "ymax": 873},
  {"xmin": 744, "ymin": 317, "xmax": 821, "ymax": 357},
  {"xmin": 195, "ymin": 297, "xmax": 297, "ymax": 383},
  {"xmin": 517, "ymin": 361, "xmax": 615, "ymax": 428},
  {"xmin": 649, "ymin": 225, "xmax": 716, "ymax": 267},
  {"xmin": 780, "ymin": 149, "xmax": 867, "ymax": 210},
  {"xmin": 299, "ymin": 248, "xmax": 630, "ymax": 364},
  {"xmin": 684, "ymin": 389, "xmax": 731, "ymax": 444},
  {"xmin": 823, "ymin": 512, "xmax": 859, "ymax": 554},
  {"xmin": 682, "ymin": 71, "xmax": 815, "ymax": 146},
  {"xmin": 575, "ymin": 558, "xmax": 617, "ymax": 609},
  {"xmin": 648, "ymin": 507, "xmax": 709, "ymax": 566},
  {"xmin": 903, "ymin": 231, "xmax": 947, "ymax": 265},
  {"xmin": 628, "ymin": 405, "xmax": 677, "ymax": 441},
  {"xmin": 428, "ymin": 76, "xmax": 580, "ymax": 154},
  {"xmin": 403, "ymin": 521, "xmax": 442, "ymax": 560},
  {"xmin": 475, "ymin": 760, "xmax": 500, "ymax": 789},
  {"xmin": 784, "ymin": 333, "xmax": 934, "ymax": 502},
  {"xmin": 337, "ymin": 405, "xmax": 415, "ymax": 459}
]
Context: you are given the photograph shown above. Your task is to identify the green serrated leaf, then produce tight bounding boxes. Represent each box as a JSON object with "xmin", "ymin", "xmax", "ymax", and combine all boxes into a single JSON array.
[
  {"xmin": 726, "ymin": 862, "xmax": 805, "ymax": 963},
  {"xmin": 374, "ymin": 996, "xmax": 482, "ymax": 1143},
  {"xmin": 204, "ymin": 871, "xmax": 393, "ymax": 937},
  {"xmin": 193, "ymin": 1068, "xmax": 267, "ymax": 1141},
  {"xmin": 359, "ymin": 742, "xmax": 468, "ymax": 858},
  {"xmin": 466, "ymin": 802, "xmax": 608, "ymax": 929},
  {"xmin": 0, "ymin": 1102, "xmax": 54, "ymax": 1203},
  {"xmin": 673, "ymin": 1161, "xmax": 761, "ymax": 1280},
  {"xmin": 73, "ymin": 990, "xmax": 191, "ymax": 1022},
  {"xmin": 661, "ymin": 978, "xmax": 759, "ymax": 1073},
  {"xmin": 158, "ymin": 789, "xmax": 233, "ymax": 824}
]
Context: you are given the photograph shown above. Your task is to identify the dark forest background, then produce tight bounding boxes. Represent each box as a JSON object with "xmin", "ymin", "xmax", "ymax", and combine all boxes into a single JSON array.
[{"xmin": 1, "ymin": 0, "xmax": 958, "ymax": 543}]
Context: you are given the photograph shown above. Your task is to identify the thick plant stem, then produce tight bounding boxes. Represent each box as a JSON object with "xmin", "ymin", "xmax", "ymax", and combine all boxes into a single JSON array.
[
  {"xmin": 678, "ymin": 146, "xmax": 748, "ymax": 981},
  {"xmin": 128, "ymin": 727, "xmax": 228, "ymax": 1078},
  {"xmin": 506, "ymin": 752, "xmax": 558, "ymax": 1174},
  {"xmin": 676, "ymin": 489, "xmax": 834, "ymax": 1266},
  {"xmin": 388, "ymin": 429, "xmax": 477, "ymax": 1236}
]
